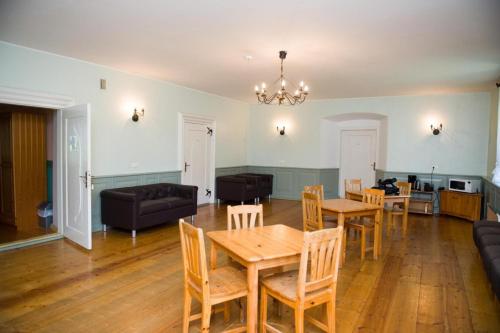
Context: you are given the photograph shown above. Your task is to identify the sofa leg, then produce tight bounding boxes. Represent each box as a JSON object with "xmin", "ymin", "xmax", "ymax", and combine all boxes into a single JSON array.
[
  {"xmin": 241, "ymin": 201, "xmax": 244, "ymax": 205},
  {"xmin": 132, "ymin": 230, "xmax": 136, "ymax": 238},
  {"xmin": 191, "ymin": 215, "xmax": 195, "ymax": 224},
  {"xmin": 103, "ymin": 224, "xmax": 107, "ymax": 232},
  {"xmin": 268, "ymin": 194, "xmax": 271, "ymax": 203},
  {"xmin": 217, "ymin": 199, "xmax": 220, "ymax": 207}
]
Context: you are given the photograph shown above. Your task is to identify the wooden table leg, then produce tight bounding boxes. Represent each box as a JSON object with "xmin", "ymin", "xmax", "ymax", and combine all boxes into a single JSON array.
[
  {"xmin": 210, "ymin": 244, "xmax": 218, "ymax": 270},
  {"xmin": 374, "ymin": 209, "xmax": 381, "ymax": 260},
  {"xmin": 246, "ymin": 263, "xmax": 258, "ymax": 333},
  {"xmin": 403, "ymin": 198, "xmax": 409, "ymax": 235},
  {"xmin": 338, "ymin": 213, "xmax": 345, "ymax": 267}
]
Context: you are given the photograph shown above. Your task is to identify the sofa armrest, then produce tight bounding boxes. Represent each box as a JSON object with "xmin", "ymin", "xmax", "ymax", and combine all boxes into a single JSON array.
[
  {"xmin": 173, "ymin": 184, "xmax": 198, "ymax": 202},
  {"xmin": 100, "ymin": 190, "xmax": 140, "ymax": 229}
]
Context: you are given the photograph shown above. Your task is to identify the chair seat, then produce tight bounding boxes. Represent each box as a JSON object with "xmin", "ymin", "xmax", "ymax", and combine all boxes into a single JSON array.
[
  {"xmin": 261, "ymin": 270, "xmax": 331, "ymax": 303},
  {"xmin": 209, "ymin": 266, "xmax": 248, "ymax": 303}
]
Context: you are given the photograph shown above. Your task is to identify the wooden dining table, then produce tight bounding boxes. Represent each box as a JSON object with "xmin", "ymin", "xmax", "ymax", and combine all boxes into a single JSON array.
[
  {"xmin": 345, "ymin": 189, "xmax": 411, "ymax": 234},
  {"xmin": 321, "ymin": 198, "xmax": 382, "ymax": 259},
  {"xmin": 207, "ymin": 224, "xmax": 303, "ymax": 333}
]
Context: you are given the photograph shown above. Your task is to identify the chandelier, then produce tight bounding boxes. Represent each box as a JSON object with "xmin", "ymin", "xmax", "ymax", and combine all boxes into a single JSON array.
[{"xmin": 254, "ymin": 51, "xmax": 309, "ymax": 105}]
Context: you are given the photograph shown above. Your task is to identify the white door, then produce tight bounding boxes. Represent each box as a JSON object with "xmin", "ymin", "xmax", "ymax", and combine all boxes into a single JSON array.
[
  {"xmin": 339, "ymin": 129, "xmax": 377, "ymax": 197},
  {"xmin": 183, "ymin": 122, "xmax": 212, "ymax": 205},
  {"xmin": 62, "ymin": 104, "xmax": 91, "ymax": 249}
]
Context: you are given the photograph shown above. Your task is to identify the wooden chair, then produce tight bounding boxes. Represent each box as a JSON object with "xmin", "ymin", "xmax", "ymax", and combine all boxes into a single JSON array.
[
  {"xmin": 344, "ymin": 179, "xmax": 362, "ymax": 197},
  {"xmin": 304, "ymin": 185, "xmax": 337, "ymax": 225},
  {"xmin": 227, "ymin": 204, "xmax": 263, "ymax": 230},
  {"xmin": 179, "ymin": 220, "xmax": 247, "ymax": 333},
  {"xmin": 385, "ymin": 181, "xmax": 411, "ymax": 237},
  {"xmin": 302, "ymin": 191, "xmax": 323, "ymax": 231},
  {"xmin": 344, "ymin": 189, "xmax": 384, "ymax": 260},
  {"xmin": 260, "ymin": 227, "xmax": 343, "ymax": 333}
]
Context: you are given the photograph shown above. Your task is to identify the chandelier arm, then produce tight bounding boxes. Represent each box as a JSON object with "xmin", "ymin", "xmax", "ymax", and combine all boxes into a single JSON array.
[{"xmin": 284, "ymin": 93, "xmax": 296, "ymax": 105}]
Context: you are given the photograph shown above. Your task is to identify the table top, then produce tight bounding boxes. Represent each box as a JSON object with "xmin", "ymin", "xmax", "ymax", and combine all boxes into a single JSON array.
[
  {"xmin": 206, "ymin": 224, "xmax": 303, "ymax": 263},
  {"xmin": 322, "ymin": 198, "xmax": 381, "ymax": 213},
  {"xmin": 346, "ymin": 190, "xmax": 411, "ymax": 199}
]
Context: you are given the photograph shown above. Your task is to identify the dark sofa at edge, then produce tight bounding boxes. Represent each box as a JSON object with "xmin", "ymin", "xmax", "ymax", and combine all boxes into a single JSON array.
[
  {"xmin": 100, "ymin": 183, "xmax": 198, "ymax": 237},
  {"xmin": 216, "ymin": 173, "xmax": 273, "ymax": 205},
  {"xmin": 473, "ymin": 220, "xmax": 500, "ymax": 299}
]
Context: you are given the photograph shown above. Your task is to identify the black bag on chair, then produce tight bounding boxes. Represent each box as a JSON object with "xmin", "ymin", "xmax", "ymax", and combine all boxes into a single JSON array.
[{"xmin": 372, "ymin": 178, "xmax": 400, "ymax": 195}]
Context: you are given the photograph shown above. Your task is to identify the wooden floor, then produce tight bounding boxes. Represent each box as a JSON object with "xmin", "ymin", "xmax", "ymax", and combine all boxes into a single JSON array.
[
  {"xmin": 0, "ymin": 199, "xmax": 499, "ymax": 332},
  {"xmin": 0, "ymin": 223, "xmax": 57, "ymax": 244}
]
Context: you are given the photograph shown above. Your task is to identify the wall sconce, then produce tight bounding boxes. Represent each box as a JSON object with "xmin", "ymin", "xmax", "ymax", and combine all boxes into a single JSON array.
[
  {"xmin": 132, "ymin": 108, "xmax": 145, "ymax": 122},
  {"xmin": 430, "ymin": 123, "xmax": 443, "ymax": 135},
  {"xmin": 277, "ymin": 126, "xmax": 285, "ymax": 135}
]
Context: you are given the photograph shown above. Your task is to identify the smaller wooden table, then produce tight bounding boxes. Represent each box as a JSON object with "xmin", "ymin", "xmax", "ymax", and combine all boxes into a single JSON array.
[
  {"xmin": 207, "ymin": 224, "xmax": 303, "ymax": 333},
  {"xmin": 321, "ymin": 199, "xmax": 382, "ymax": 259},
  {"xmin": 345, "ymin": 190, "xmax": 411, "ymax": 234}
]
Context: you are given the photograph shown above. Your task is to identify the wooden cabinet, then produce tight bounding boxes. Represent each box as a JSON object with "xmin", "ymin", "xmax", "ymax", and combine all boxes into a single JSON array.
[{"xmin": 439, "ymin": 190, "xmax": 481, "ymax": 222}]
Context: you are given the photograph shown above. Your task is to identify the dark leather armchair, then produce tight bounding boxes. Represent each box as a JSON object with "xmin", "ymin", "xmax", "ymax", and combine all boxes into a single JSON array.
[{"xmin": 100, "ymin": 183, "xmax": 197, "ymax": 237}]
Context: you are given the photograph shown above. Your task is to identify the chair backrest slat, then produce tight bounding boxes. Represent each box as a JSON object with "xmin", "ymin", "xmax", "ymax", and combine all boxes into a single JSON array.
[
  {"xmin": 227, "ymin": 204, "xmax": 263, "ymax": 230},
  {"xmin": 302, "ymin": 191, "xmax": 323, "ymax": 232},
  {"xmin": 345, "ymin": 179, "xmax": 362, "ymax": 195},
  {"xmin": 297, "ymin": 227, "xmax": 343, "ymax": 299},
  {"xmin": 179, "ymin": 220, "xmax": 209, "ymax": 298},
  {"xmin": 362, "ymin": 188, "xmax": 385, "ymax": 207},
  {"xmin": 304, "ymin": 185, "xmax": 325, "ymax": 201},
  {"xmin": 396, "ymin": 181, "xmax": 411, "ymax": 196}
]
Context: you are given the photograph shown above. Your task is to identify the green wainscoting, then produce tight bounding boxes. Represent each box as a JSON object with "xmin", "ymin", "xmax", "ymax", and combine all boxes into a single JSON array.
[
  {"xmin": 482, "ymin": 178, "xmax": 500, "ymax": 217},
  {"xmin": 91, "ymin": 171, "xmax": 181, "ymax": 231}
]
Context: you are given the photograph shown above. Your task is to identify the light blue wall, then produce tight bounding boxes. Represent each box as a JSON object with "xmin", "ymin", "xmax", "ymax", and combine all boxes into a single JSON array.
[
  {"xmin": 0, "ymin": 42, "xmax": 249, "ymax": 176},
  {"xmin": 247, "ymin": 93, "xmax": 491, "ymax": 176}
]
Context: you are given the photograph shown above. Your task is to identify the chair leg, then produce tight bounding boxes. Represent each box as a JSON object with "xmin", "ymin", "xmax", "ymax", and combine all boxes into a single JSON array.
[
  {"xmin": 387, "ymin": 212, "xmax": 392, "ymax": 238},
  {"xmin": 260, "ymin": 287, "xmax": 268, "ymax": 333},
  {"xmin": 295, "ymin": 305, "xmax": 304, "ymax": 333},
  {"xmin": 224, "ymin": 302, "xmax": 230, "ymax": 323},
  {"xmin": 182, "ymin": 291, "xmax": 192, "ymax": 333},
  {"xmin": 361, "ymin": 228, "xmax": 366, "ymax": 261},
  {"xmin": 201, "ymin": 303, "xmax": 212, "ymax": 332},
  {"xmin": 342, "ymin": 229, "xmax": 347, "ymax": 265},
  {"xmin": 327, "ymin": 298, "xmax": 335, "ymax": 333}
]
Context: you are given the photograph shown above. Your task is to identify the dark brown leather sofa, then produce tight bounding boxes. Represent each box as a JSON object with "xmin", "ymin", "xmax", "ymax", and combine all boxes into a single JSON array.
[
  {"xmin": 236, "ymin": 173, "xmax": 273, "ymax": 202},
  {"xmin": 100, "ymin": 183, "xmax": 197, "ymax": 237},
  {"xmin": 473, "ymin": 220, "xmax": 500, "ymax": 299},
  {"xmin": 216, "ymin": 173, "xmax": 273, "ymax": 205}
]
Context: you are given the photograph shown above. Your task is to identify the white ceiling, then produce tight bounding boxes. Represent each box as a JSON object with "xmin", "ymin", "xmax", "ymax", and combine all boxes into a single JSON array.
[{"xmin": 0, "ymin": 0, "xmax": 499, "ymax": 102}]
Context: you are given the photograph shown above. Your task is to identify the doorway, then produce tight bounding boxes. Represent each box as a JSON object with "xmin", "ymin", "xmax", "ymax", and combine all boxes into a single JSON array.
[
  {"xmin": 339, "ymin": 129, "xmax": 377, "ymax": 196},
  {"xmin": 179, "ymin": 113, "xmax": 215, "ymax": 205},
  {"xmin": 0, "ymin": 86, "xmax": 92, "ymax": 251},
  {"xmin": 0, "ymin": 104, "xmax": 56, "ymax": 243}
]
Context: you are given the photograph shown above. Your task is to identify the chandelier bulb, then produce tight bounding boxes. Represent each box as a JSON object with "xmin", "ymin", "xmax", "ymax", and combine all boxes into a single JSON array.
[
  {"xmin": 261, "ymin": 82, "xmax": 266, "ymax": 89},
  {"xmin": 304, "ymin": 85, "xmax": 309, "ymax": 92},
  {"xmin": 281, "ymin": 80, "xmax": 286, "ymax": 88},
  {"xmin": 300, "ymin": 81, "xmax": 304, "ymax": 88},
  {"xmin": 294, "ymin": 90, "xmax": 299, "ymax": 96},
  {"xmin": 255, "ymin": 85, "xmax": 259, "ymax": 92}
]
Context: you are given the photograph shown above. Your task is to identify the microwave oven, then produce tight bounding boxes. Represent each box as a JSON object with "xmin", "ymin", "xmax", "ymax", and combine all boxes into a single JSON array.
[{"xmin": 448, "ymin": 178, "xmax": 480, "ymax": 193}]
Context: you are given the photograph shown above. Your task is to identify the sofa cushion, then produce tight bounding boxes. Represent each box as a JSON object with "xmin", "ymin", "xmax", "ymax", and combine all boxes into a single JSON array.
[
  {"xmin": 490, "ymin": 258, "xmax": 500, "ymax": 299},
  {"xmin": 473, "ymin": 220, "xmax": 500, "ymax": 246},
  {"xmin": 477, "ymin": 234, "xmax": 500, "ymax": 255},
  {"xmin": 474, "ymin": 227, "xmax": 500, "ymax": 247},
  {"xmin": 140, "ymin": 197, "xmax": 192, "ymax": 215},
  {"xmin": 483, "ymin": 245, "xmax": 500, "ymax": 273}
]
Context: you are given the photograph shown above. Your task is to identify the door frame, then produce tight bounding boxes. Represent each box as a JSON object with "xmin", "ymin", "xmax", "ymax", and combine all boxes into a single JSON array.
[
  {"xmin": 178, "ymin": 113, "xmax": 216, "ymax": 204},
  {"xmin": 0, "ymin": 86, "xmax": 74, "ymax": 251},
  {"xmin": 339, "ymin": 128, "xmax": 378, "ymax": 197}
]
